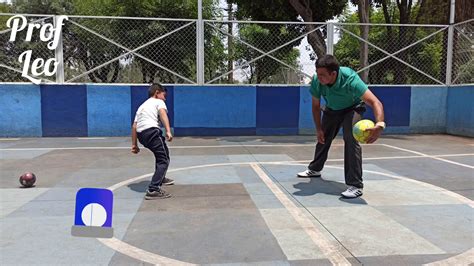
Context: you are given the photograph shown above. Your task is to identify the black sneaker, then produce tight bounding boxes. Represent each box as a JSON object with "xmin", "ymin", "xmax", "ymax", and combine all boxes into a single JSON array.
[
  {"xmin": 162, "ymin": 177, "xmax": 175, "ymax": 186},
  {"xmin": 145, "ymin": 189, "xmax": 171, "ymax": 200}
]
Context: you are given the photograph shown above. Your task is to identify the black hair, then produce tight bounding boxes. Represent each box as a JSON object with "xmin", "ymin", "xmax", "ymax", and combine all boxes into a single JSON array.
[
  {"xmin": 148, "ymin": 83, "xmax": 167, "ymax": 97},
  {"xmin": 316, "ymin": 54, "xmax": 340, "ymax": 73}
]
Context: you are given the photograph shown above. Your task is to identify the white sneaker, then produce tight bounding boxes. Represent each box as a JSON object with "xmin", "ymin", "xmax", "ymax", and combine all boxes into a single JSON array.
[
  {"xmin": 297, "ymin": 169, "xmax": 321, "ymax": 178},
  {"xmin": 341, "ymin": 186, "xmax": 363, "ymax": 198}
]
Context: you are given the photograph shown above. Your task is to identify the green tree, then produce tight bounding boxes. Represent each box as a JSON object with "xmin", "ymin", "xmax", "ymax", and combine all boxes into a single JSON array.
[
  {"xmin": 229, "ymin": 0, "xmax": 347, "ymax": 58},
  {"xmin": 335, "ymin": 6, "xmax": 445, "ymax": 84},
  {"xmin": 2, "ymin": 0, "xmax": 225, "ymax": 84},
  {"xmin": 232, "ymin": 23, "xmax": 301, "ymax": 83}
]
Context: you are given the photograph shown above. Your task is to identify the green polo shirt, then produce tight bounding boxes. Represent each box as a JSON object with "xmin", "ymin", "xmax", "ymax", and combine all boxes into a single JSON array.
[{"xmin": 310, "ymin": 67, "xmax": 368, "ymax": 110}]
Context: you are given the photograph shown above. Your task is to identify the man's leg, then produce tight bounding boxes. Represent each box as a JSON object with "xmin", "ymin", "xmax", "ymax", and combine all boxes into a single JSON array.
[
  {"xmin": 342, "ymin": 111, "xmax": 363, "ymax": 188},
  {"xmin": 307, "ymin": 112, "xmax": 344, "ymax": 172}
]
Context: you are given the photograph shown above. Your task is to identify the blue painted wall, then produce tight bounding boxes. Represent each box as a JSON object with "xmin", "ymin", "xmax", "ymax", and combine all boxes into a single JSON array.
[
  {"xmin": 0, "ymin": 84, "xmax": 472, "ymax": 137},
  {"xmin": 410, "ymin": 86, "xmax": 447, "ymax": 133},
  {"xmin": 87, "ymin": 85, "xmax": 131, "ymax": 136},
  {"xmin": 256, "ymin": 86, "xmax": 299, "ymax": 135},
  {"xmin": 0, "ymin": 84, "xmax": 42, "ymax": 137},
  {"xmin": 174, "ymin": 86, "xmax": 256, "ymax": 136},
  {"xmin": 41, "ymin": 85, "xmax": 88, "ymax": 137},
  {"xmin": 447, "ymin": 86, "xmax": 474, "ymax": 137}
]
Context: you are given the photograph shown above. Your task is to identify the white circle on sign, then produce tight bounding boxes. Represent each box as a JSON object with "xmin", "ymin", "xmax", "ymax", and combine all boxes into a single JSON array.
[{"xmin": 81, "ymin": 203, "xmax": 107, "ymax": 226}]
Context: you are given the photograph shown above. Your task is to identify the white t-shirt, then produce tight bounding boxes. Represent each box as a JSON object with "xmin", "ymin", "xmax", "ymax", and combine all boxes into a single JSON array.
[{"xmin": 134, "ymin": 98, "xmax": 168, "ymax": 133}]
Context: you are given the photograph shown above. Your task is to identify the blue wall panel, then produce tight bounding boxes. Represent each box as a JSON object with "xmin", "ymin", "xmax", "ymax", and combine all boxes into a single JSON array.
[
  {"xmin": 298, "ymin": 86, "xmax": 314, "ymax": 133},
  {"xmin": 447, "ymin": 86, "xmax": 474, "ymax": 137},
  {"xmin": 131, "ymin": 85, "xmax": 174, "ymax": 127},
  {"xmin": 174, "ymin": 127, "xmax": 256, "ymax": 136},
  {"xmin": 87, "ymin": 85, "xmax": 131, "ymax": 136},
  {"xmin": 365, "ymin": 86, "xmax": 411, "ymax": 127},
  {"xmin": 0, "ymin": 84, "xmax": 42, "ymax": 137},
  {"xmin": 410, "ymin": 86, "xmax": 447, "ymax": 133},
  {"xmin": 2, "ymin": 83, "xmax": 472, "ymax": 138},
  {"xmin": 41, "ymin": 85, "xmax": 87, "ymax": 137},
  {"xmin": 257, "ymin": 86, "xmax": 299, "ymax": 135},
  {"xmin": 174, "ymin": 86, "xmax": 256, "ymax": 128}
]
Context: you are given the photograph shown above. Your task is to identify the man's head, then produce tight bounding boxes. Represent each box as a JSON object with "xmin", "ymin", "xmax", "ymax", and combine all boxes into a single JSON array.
[
  {"xmin": 316, "ymin": 55, "xmax": 339, "ymax": 85},
  {"xmin": 148, "ymin": 83, "xmax": 167, "ymax": 100}
]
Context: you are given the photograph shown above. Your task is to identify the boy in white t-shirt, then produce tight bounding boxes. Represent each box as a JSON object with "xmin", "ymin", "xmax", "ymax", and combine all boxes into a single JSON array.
[{"xmin": 131, "ymin": 83, "xmax": 174, "ymax": 200}]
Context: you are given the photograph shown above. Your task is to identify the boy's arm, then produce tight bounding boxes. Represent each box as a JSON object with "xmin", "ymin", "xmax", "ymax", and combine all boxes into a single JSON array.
[
  {"xmin": 159, "ymin": 108, "xmax": 173, "ymax": 141},
  {"xmin": 131, "ymin": 122, "xmax": 140, "ymax": 153}
]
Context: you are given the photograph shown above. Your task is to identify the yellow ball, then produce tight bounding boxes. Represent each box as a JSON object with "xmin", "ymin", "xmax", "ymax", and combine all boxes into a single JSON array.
[{"xmin": 353, "ymin": 119, "xmax": 375, "ymax": 144}]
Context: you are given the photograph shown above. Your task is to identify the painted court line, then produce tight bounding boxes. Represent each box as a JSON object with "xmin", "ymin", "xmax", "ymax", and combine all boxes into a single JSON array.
[
  {"xmin": 382, "ymin": 144, "xmax": 474, "ymax": 169},
  {"xmin": 250, "ymin": 163, "xmax": 351, "ymax": 266},
  {"xmin": 0, "ymin": 138, "xmax": 20, "ymax": 141},
  {"xmin": 97, "ymin": 238, "xmax": 196, "ymax": 266},
  {"xmin": 423, "ymin": 247, "xmax": 474, "ymax": 266},
  {"xmin": 103, "ymin": 161, "xmax": 473, "ymax": 265},
  {"xmin": 77, "ymin": 137, "xmax": 107, "ymax": 140},
  {"xmin": 0, "ymin": 143, "xmax": 384, "ymax": 151}
]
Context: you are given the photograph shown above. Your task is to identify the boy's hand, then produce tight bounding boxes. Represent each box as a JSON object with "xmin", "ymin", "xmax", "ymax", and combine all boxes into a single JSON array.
[
  {"xmin": 131, "ymin": 145, "xmax": 140, "ymax": 154},
  {"xmin": 166, "ymin": 132, "xmax": 173, "ymax": 142}
]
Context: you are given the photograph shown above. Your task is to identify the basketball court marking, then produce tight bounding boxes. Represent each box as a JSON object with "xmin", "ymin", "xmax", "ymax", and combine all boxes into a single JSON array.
[
  {"xmin": 382, "ymin": 144, "xmax": 474, "ymax": 169},
  {"xmin": 101, "ymin": 159, "xmax": 473, "ymax": 265},
  {"xmin": 0, "ymin": 143, "xmax": 381, "ymax": 151},
  {"xmin": 250, "ymin": 163, "xmax": 351, "ymax": 265},
  {"xmin": 424, "ymin": 248, "xmax": 474, "ymax": 266}
]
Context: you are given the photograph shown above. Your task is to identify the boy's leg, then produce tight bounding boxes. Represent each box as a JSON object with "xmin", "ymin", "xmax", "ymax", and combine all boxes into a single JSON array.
[
  {"xmin": 308, "ymin": 112, "xmax": 344, "ymax": 171},
  {"xmin": 138, "ymin": 128, "xmax": 170, "ymax": 192},
  {"xmin": 342, "ymin": 111, "xmax": 363, "ymax": 188}
]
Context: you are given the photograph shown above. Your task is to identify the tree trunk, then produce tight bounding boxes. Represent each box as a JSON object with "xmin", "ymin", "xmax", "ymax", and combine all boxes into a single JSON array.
[
  {"xmin": 455, "ymin": 0, "xmax": 474, "ymax": 23},
  {"xmin": 288, "ymin": 0, "xmax": 327, "ymax": 58},
  {"xmin": 358, "ymin": 0, "xmax": 370, "ymax": 82}
]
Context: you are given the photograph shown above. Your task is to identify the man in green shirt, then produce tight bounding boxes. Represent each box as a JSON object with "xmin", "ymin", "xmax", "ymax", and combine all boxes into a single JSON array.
[{"xmin": 297, "ymin": 55, "xmax": 386, "ymax": 198}]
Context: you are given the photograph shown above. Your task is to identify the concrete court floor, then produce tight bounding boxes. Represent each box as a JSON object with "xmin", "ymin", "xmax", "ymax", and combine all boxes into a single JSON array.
[{"xmin": 0, "ymin": 134, "xmax": 473, "ymax": 265}]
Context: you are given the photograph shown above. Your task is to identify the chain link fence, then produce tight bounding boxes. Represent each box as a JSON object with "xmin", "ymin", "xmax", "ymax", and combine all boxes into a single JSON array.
[
  {"xmin": 0, "ymin": 15, "xmax": 56, "ymax": 83},
  {"xmin": 0, "ymin": 13, "xmax": 472, "ymax": 85},
  {"xmin": 334, "ymin": 23, "xmax": 450, "ymax": 85},
  {"xmin": 452, "ymin": 19, "xmax": 474, "ymax": 84}
]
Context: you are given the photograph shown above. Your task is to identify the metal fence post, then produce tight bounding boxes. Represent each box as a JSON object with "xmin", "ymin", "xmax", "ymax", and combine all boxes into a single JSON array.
[
  {"xmin": 445, "ymin": 0, "xmax": 456, "ymax": 85},
  {"xmin": 197, "ymin": 0, "xmax": 204, "ymax": 85},
  {"xmin": 54, "ymin": 15, "xmax": 65, "ymax": 83},
  {"xmin": 327, "ymin": 22, "xmax": 334, "ymax": 55}
]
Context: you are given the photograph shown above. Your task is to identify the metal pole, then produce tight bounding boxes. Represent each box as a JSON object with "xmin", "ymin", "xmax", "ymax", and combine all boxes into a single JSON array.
[
  {"xmin": 54, "ymin": 15, "xmax": 65, "ymax": 83},
  {"xmin": 445, "ymin": 0, "xmax": 455, "ymax": 85},
  {"xmin": 197, "ymin": 0, "xmax": 204, "ymax": 84},
  {"xmin": 327, "ymin": 23, "xmax": 334, "ymax": 55}
]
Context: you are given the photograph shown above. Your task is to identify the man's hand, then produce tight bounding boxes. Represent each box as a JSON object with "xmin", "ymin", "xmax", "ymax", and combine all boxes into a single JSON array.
[
  {"xmin": 365, "ymin": 126, "xmax": 383, "ymax": 144},
  {"xmin": 166, "ymin": 131, "xmax": 173, "ymax": 142},
  {"xmin": 317, "ymin": 129, "xmax": 325, "ymax": 144},
  {"xmin": 131, "ymin": 145, "xmax": 140, "ymax": 154}
]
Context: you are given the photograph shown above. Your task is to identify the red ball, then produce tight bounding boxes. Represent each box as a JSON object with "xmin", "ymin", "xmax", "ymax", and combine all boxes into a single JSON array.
[{"xmin": 19, "ymin": 172, "xmax": 36, "ymax": 188}]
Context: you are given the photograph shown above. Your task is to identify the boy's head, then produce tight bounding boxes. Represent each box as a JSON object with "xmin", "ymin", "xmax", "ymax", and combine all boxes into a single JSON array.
[
  {"xmin": 316, "ymin": 55, "xmax": 339, "ymax": 85},
  {"xmin": 148, "ymin": 83, "xmax": 167, "ymax": 100}
]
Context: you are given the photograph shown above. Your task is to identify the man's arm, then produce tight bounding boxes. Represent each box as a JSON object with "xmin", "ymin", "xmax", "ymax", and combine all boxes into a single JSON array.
[
  {"xmin": 131, "ymin": 122, "xmax": 140, "ymax": 154},
  {"xmin": 312, "ymin": 97, "xmax": 325, "ymax": 144},
  {"xmin": 361, "ymin": 89, "xmax": 385, "ymax": 143},
  {"xmin": 159, "ymin": 108, "xmax": 173, "ymax": 141}
]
